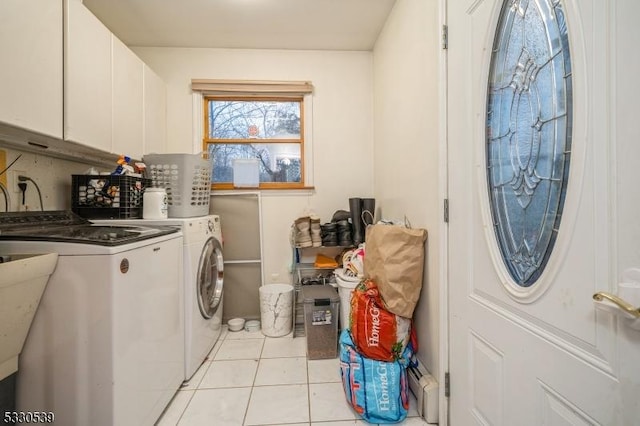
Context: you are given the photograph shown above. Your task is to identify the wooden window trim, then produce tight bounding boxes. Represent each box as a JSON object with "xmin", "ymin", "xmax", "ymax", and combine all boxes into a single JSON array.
[{"xmin": 192, "ymin": 79, "xmax": 313, "ymax": 95}]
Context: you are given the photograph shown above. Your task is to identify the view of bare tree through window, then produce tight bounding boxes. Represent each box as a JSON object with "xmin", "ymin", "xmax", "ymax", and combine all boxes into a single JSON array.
[{"xmin": 205, "ymin": 98, "xmax": 304, "ymax": 187}]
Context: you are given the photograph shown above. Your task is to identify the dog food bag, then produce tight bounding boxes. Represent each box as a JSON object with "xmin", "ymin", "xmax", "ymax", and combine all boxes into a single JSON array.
[
  {"xmin": 350, "ymin": 279, "xmax": 411, "ymax": 361},
  {"xmin": 339, "ymin": 330, "xmax": 412, "ymax": 424}
]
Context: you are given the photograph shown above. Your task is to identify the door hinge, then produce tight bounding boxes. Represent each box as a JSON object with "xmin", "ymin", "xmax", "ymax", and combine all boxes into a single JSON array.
[
  {"xmin": 445, "ymin": 371, "xmax": 450, "ymax": 397},
  {"xmin": 444, "ymin": 198, "xmax": 449, "ymax": 223},
  {"xmin": 442, "ymin": 25, "xmax": 448, "ymax": 50}
]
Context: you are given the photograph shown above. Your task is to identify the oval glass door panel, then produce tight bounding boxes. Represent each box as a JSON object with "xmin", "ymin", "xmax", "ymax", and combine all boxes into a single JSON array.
[
  {"xmin": 197, "ymin": 237, "xmax": 224, "ymax": 318},
  {"xmin": 486, "ymin": 0, "xmax": 573, "ymax": 286}
]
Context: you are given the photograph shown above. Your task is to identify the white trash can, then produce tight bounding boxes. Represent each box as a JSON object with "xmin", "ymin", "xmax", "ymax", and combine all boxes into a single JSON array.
[
  {"xmin": 335, "ymin": 271, "xmax": 361, "ymax": 331},
  {"xmin": 259, "ymin": 284, "xmax": 294, "ymax": 337}
]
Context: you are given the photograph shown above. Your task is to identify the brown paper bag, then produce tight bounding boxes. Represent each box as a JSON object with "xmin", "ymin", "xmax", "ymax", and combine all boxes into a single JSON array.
[{"xmin": 364, "ymin": 224, "xmax": 428, "ymax": 318}]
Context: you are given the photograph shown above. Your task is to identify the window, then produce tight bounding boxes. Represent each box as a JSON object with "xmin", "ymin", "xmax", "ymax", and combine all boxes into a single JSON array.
[
  {"xmin": 205, "ymin": 97, "xmax": 304, "ymax": 188},
  {"xmin": 192, "ymin": 80, "xmax": 313, "ymax": 190},
  {"xmin": 486, "ymin": 0, "xmax": 573, "ymax": 286}
]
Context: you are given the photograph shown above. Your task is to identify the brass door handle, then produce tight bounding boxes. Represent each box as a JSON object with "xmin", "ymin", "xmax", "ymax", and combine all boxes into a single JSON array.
[{"xmin": 593, "ymin": 292, "xmax": 640, "ymax": 318}]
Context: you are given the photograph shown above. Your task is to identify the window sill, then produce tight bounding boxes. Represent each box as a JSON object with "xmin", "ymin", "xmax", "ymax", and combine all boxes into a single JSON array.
[{"xmin": 211, "ymin": 186, "xmax": 316, "ymax": 196}]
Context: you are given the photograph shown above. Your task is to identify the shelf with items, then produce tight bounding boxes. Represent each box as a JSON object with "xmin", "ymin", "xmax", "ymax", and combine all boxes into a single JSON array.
[
  {"xmin": 291, "ymin": 245, "xmax": 353, "ymax": 337},
  {"xmin": 296, "ymin": 262, "xmax": 338, "ymax": 271},
  {"xmin": 292, "ymin": 246, "xmax": 356, "ymax": 265}
]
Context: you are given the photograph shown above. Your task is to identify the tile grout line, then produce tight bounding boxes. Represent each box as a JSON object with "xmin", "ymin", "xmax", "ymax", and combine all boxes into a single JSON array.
[
  {"xmin": 173, "ymin": 389, "xmax": 196, "ymax": 426},
  {"xmin": 169, "ymin": 328, "xmax": 388, "ymax": 425},
  {"xmin": 242, "ymin": 334, "xmax": 265, "ymax": 426},
  {"xmin": 157, "ymin": 330, "xmax": 225, "ymax": 425},
  {"xmin": 306, "ymin": 356, "xmax": 312, "ymax": 425}
]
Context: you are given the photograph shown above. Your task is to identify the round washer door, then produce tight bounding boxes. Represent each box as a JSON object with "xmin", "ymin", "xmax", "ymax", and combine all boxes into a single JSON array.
[{"xmin": 197, "ymin": 237, "xmax": 224, "ymax": 319}]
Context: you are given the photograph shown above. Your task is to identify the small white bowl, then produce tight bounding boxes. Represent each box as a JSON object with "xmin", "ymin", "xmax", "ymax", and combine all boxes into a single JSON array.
[
  {"xmin": 244, "ymin": 320, "xmax": 261, "ymax": 332},
  {"xmin": 228, "ymin": 318, "xmax": 245, "ymax": 332}
]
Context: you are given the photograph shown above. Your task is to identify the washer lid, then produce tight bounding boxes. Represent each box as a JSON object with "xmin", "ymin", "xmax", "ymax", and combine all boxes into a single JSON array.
[{"xmin": 0, "ymin": 211, "xmax": 178, "ymax": 246}]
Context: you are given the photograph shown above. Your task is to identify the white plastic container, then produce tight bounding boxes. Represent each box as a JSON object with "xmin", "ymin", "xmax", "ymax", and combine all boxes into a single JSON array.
[
  {"xmin": 233, "ymin": 159, "xmax": 260, "ymax": 187},
  {"xmin": 259, "ymin": 284, "xmax": 294, "ymax": 337},
  {"xmin": 142, "ymin": 187, "xmax": 168, "ymax": 219},
  {"xmin": 335, "ymin": 270, "xmax": 360, "ymax": 331}
]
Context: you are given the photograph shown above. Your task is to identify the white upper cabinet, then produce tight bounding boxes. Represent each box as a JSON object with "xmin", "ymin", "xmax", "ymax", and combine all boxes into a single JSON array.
[
  {"xmin": 112, "ymin": 36, "xmax": 144, "ymax": 160},
  {"xmin": 64, "ymin": 0, "xmax": 112, "ymax": 152},
  {"xmin": 1, "ymin": 0, "xmax": 166, "ymax": 160},
  {"xmin": 0, "ymin": 0, "xmax": 63, "ymax": 139},
  {"xmin": 143, "ymin": 65, "xmax": 167, "ymax": 155}
]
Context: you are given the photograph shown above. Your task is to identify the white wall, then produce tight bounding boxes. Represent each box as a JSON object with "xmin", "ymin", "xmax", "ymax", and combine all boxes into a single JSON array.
[
  {"xmin": 133, "ymin": 47, "xmax": 375, "ymax": 286},
  {"xmin": 373, "ymin": 0, "xmax": 442, "ymax": 375},
  {"xmin": 0, "ymin": 146, "xmax": 104, "ymax": 212}
]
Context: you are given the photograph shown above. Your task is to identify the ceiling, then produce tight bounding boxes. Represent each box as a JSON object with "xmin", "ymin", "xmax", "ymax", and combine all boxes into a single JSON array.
[{"xmin": 82, "ymin": 0, "xmax": 397, "ymax": 51}]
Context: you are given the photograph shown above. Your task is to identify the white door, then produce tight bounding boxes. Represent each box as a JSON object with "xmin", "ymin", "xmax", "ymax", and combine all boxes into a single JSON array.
[{"xmin": 448, "ymin": 0, "xmax": 640, "ymax": 424}]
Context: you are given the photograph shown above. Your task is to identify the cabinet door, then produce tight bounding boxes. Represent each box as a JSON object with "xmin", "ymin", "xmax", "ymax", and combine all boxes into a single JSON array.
[
  {"xmin": 0, "ymin": 0, "xmax": 63, "ymax": 139},
  {"xmin": 143, "ymin": 65, "xmax": 167, "ymax": 155},
  {"xmin": 112, "ymin": 36, "xmax": 143, "ymax": 159},
  {"xmin": 63, "ymin": 0, "xmax": 112, "ymax": 152}
]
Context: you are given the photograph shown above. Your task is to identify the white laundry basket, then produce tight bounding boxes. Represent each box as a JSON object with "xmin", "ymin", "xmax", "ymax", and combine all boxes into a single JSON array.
[
  {"xmin": 335, "ymin": 270, "xmax": 360, "ymax": 332},
  {"xmin": 143, "ymin": 153, "xmax": 211, "ymax": 218},
  {"xmin": 259, "ymin": 284, "xmax": 294, "ymax": 337}
]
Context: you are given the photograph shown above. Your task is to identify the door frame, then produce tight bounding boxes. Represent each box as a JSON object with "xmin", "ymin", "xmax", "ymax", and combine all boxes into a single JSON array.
[{"xmin": 438, "ymin": 0, "xmax": 450, "ymax": 425}]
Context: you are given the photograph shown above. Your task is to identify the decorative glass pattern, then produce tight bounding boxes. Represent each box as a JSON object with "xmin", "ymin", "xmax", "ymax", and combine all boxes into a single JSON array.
[{"xmin": 486, "ymin": 0, "xmax": 573, "ymax": 286}]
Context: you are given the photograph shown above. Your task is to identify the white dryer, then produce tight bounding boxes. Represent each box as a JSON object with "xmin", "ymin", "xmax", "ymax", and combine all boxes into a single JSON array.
[
  {"xmin": 181, "ymin": 215, "xmax": 224, "ymax": 379},
  {"xmin": 95, "ymin": 215, "xmax": 224, "ymax": 380}
]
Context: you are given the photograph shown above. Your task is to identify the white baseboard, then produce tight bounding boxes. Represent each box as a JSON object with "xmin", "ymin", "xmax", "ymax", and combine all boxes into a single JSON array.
[{"xmin": 407, "ymin": 360, "xmax": 439, "ymax": 424}]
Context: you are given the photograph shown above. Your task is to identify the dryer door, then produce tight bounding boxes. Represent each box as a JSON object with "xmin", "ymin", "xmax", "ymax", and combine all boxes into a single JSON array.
[{"xmin": 196, "ymin": 237, "xmax": 224, "ymax": 319}]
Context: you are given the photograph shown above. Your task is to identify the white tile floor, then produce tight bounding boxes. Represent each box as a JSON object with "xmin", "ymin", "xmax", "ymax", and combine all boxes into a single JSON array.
[{"xmin": 156, "ymin": 327, "xmax": 430, "ymax": 426}]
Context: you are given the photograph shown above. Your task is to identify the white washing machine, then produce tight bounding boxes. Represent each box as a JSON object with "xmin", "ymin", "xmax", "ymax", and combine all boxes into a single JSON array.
[
  {"xmin": 0, "ymin": 211, "xmax": 184, "ymax": 426},
  {"xmin": 95, "ymin": 215, "xmax": 224, "ymax": 380}
]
